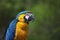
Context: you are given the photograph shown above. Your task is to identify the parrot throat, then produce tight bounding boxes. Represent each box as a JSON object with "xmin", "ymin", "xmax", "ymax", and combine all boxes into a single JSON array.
[
  {"xmin": 14, "ymin": 20, "xmax": 29, "ymax": 40},
  {"xmin": 18, "ymin": 19, "xmax": 29, "ymax": 24}
]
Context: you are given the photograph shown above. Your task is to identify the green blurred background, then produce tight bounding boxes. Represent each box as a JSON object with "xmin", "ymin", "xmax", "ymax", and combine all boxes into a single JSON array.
[{"xmin": 0, "ymin": 0, "xmax": 60, "ymax": 40}]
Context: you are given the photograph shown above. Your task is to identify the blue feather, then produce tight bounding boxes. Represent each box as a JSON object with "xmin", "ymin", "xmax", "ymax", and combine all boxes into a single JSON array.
[
  {"xmin": 16, "ymin": 11, "xmax": 30, "ymax": 19},
  {"xmin": 5, "ymin": 19, "xmax": 18, "ymax": 40}
]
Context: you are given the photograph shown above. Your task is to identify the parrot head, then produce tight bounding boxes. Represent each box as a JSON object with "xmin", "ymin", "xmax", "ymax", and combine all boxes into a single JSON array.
[
  {"xmin": 16, "ymin": 11, "xmax": 34, "ymax": 23},
  {"xmin": 24, "ymin": 12, "xmax": 34, "ymax": 23}
]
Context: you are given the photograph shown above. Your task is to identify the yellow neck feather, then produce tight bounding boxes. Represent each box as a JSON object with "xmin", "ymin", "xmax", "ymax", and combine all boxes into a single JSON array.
[{"xmin": 18, "ymin": 14, "xmax": 26, "ymax": 22}]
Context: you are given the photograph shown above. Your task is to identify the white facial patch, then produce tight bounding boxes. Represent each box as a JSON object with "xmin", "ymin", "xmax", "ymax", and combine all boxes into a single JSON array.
[{"xmin": 25, "ymin": 15, "xmax": 29, "ymax": 20}]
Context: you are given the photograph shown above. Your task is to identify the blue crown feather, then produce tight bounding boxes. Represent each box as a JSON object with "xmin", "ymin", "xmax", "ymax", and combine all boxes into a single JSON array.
[{"xmin": 16, "ymin": 11, "xmax": 30, "ymax": 19}]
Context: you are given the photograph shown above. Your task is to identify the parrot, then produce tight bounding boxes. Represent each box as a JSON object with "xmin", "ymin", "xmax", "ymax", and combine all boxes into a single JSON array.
[{"xmin": 5, "ymin": 11, "xmax": 34, "ymax": 40}]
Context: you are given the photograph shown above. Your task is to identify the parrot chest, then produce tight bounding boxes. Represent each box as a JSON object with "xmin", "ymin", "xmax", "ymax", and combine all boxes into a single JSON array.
[{"xmin": 14, "ymin": 22, "xmax": 28, "ymax": 40}]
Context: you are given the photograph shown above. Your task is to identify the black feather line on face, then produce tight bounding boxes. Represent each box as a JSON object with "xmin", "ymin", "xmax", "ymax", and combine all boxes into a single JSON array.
[{"xmin": 24, "ymin": 16, "xmax": 29, "ymax": 24}]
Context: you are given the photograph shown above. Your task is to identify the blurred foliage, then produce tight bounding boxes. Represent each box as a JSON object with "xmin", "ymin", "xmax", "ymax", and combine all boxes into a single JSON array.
[{"xmin": 0, "ymin": 0, "xmax": 60, "ymax": 40}]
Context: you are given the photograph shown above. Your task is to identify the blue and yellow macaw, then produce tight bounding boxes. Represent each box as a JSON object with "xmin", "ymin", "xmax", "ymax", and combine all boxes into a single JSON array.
[{"xmin": 5, "ymin": 11, "xmax": 34, "ymax": 40}]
